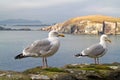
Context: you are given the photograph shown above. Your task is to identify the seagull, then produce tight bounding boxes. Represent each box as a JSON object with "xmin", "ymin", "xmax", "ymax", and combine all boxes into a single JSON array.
[
  {"xmin": 15, "ymin": 31, "xmax": 65, "ymax": 68},
  {"xmin": 75, "ymin": 34, "xmax": 111, "ymax": 64}
]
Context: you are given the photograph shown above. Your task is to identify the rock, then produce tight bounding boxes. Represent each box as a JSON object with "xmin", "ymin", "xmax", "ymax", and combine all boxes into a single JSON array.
[
  {"xmin": 40, "ymin": 15, "xmax": 120, "ymax": 35},
  {"xmin": 54, "ymin": 74, "xmax": 77, "ymax": 80},
  {"xmin": 109, "ymin": 66, "xmax": 119, "ymax": 69},
  {"xmin": 0, "ymin": 73, "xmax": 6, "ymax": 76},
  {"xmin": 107, "ymin": 70, "xmax": 120, "ymax": 80},
  {"xmin": 0, "ymin": 63, "xmax": 120, "ymax": 80},
  {"xmin": 86, "ymin": 74, "xmax": 103, "ymax": 80},
  {"xmin": 30, "ymin": 74, "xmax": 50, "ymax": 80}
]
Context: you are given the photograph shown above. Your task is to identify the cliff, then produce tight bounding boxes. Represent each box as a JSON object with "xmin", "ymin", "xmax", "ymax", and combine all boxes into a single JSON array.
[
  {"xmin": 40, "ymin": 15, "xmax": 120, "ymax": 35},
  {"xmin": 0, "ymin": 63, "xmax": 120, "ymax": 80}
]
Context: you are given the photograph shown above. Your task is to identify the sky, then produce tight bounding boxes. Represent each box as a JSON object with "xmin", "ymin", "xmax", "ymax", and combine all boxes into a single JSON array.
[{"xmin": 0, "ymin": 0, "xmax": 120, "ymax": 24}]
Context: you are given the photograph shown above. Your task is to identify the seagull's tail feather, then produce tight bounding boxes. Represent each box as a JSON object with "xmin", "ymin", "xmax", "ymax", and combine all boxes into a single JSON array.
[
  {"xmin": 74, "ymin": 53, "xmax": 88, "ymax": 58},
  {"xmin": 15, "ymin": 53, "xmax": 26, "ymax": 59},
  {"xmin": 74, "ymin": 53, "xmax": 83, "ymax": 57}
]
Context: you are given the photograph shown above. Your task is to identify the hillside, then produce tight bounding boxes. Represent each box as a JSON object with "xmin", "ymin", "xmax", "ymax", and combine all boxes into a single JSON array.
[
  {"xmin": 0, "ymin": 19, "xmax": 41, "ymax": 25},
  {"xmin": 62, "ymin": 15, "xmax": 120, "ymax": 26},
  {"xmin": 40, "ymin": 15, "xmax": 120, "ymax": 35}
]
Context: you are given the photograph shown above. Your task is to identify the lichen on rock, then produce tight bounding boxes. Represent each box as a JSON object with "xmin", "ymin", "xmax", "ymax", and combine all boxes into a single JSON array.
[{"xmin": 0, "ymin": 63, "xmax": 120, "ymax": 80}]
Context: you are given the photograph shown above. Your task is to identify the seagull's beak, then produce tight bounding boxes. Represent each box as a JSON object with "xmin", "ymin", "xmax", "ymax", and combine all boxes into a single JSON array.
[
  {"xmin": 58, "ymin": 34, "xmax": 65, "ymax": 37},
  {"xmin": 106, "ymin": 38, "xmax": 112, "ymax": 43}
]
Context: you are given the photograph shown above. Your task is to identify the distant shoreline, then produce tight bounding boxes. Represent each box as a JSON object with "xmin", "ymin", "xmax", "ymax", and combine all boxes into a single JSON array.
[{"xmin": 0, "ymin": 26, "xmax": 32, "ymax": 31}]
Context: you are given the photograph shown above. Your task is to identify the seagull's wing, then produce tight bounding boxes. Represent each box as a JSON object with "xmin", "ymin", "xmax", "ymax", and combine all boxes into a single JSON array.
[
  {"xmin": 23, "ymin": 39, "xmax": 52, "ymax": 56},
  {"xmin": 83, "ymin": 44, "xmax": 105, "ymax": 57}
]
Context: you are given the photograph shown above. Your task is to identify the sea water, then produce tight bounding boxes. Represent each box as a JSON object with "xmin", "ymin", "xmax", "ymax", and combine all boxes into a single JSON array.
[{"xmin": 0, "ymin": 31, "xmax": 120, "ymax": 71}]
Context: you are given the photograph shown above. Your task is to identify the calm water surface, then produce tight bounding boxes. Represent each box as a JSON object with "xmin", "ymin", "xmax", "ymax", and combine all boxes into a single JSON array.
[{"xmin": 0, "ymin": 31, "xmax": 120, "ymax": 71}]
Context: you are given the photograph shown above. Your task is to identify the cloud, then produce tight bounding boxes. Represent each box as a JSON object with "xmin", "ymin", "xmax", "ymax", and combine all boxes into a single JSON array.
[
  {"xmin": 0, "ymin": 0, "xmax": 81, "ymax": 11},
  {"xmin": 0, "ymin": 0, "xmax": 120, "ymax": 23}
]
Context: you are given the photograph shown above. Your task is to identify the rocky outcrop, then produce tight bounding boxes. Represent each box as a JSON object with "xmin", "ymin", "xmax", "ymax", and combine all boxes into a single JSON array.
[
  {"xmin": 0, "ymin": 26, "xmax": 31, "ymax": 31},
  {"xmin": 40, "ymin": 15, "xmax": 120, "ymax": 35},
  {"xmin": 0, "ymin": 26, "xmax": 12, "ymax": 30},
  {"xmin": 0, "ymin": 63, "xmax": 120, "ymax": 80}
]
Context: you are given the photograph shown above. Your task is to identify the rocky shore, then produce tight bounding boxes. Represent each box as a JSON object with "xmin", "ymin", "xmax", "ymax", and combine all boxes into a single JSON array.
[
  {"xmin": 0, "ymin": 26, "xmax": 31, "ymax": 31},
  {"xmin": 0, "ymin": 63, "xmax": 120, "ymax": 80},
  {"xmin": 40, "ymin": 15, "xmax": 120, "ymax": 35}
]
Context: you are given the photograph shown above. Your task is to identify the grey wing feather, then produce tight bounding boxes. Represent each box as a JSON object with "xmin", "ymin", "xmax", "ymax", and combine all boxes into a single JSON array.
[
  {"xmin": 24, "ymin": 39, "xmax": 52, "ymax": 55},
  {"xmin": 83, "ymin": 44, "xmax": 105, "ymax": 57}
]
